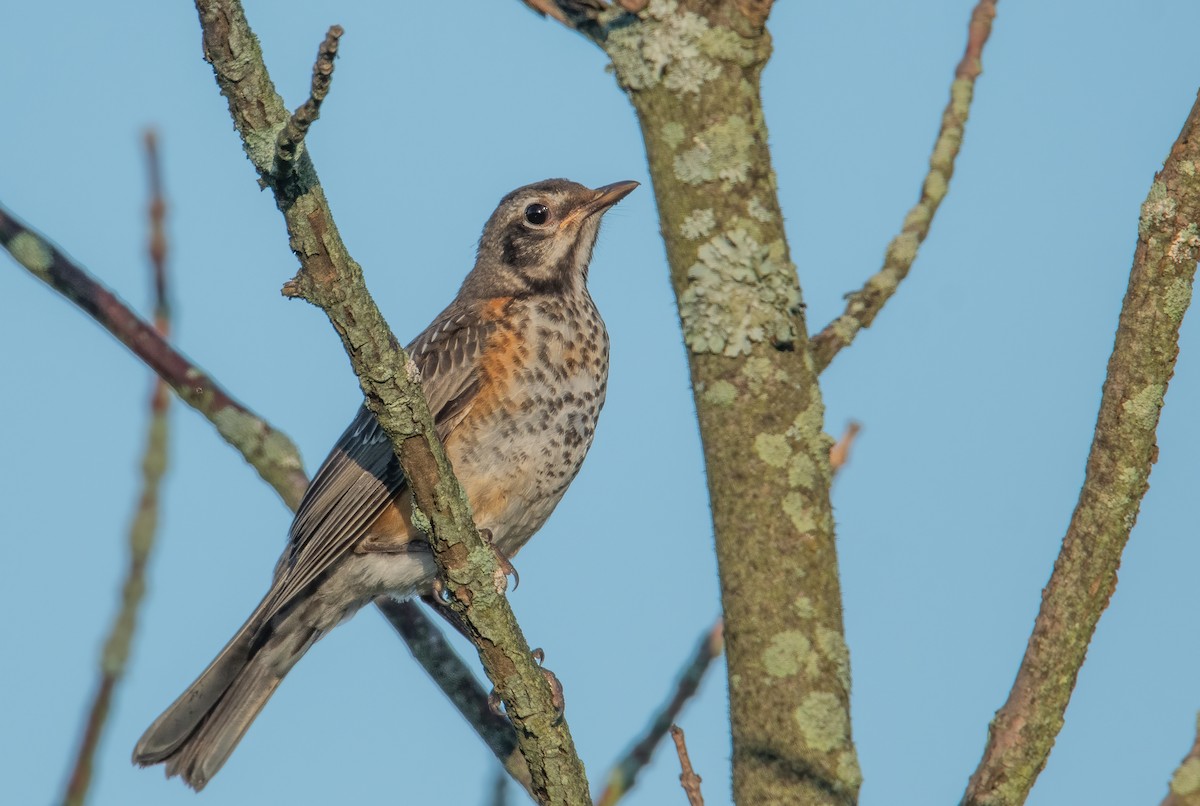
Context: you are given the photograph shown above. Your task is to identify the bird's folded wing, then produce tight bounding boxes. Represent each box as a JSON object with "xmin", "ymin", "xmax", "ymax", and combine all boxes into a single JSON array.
[{"xmin": 260, "ymin": 302, "xmax": 495, "ymax": 622}]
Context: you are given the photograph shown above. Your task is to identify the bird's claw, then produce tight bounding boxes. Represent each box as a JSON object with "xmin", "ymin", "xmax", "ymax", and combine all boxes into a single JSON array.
[
  {"xmin": 531, "ymin": 647, "xmax": 565, "ymax": 721},
  {"xmin": 487, "ymin": 688, "xmax": 505, "ymax": 716},
  {"xmin": 480, "ymin": 528, "xmax": 520, "ymax": 592}
]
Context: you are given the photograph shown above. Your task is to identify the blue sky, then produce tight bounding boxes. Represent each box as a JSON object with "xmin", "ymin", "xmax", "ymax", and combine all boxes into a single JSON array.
[{"xmin": 3, "ymin": 2, "xmax": 1199, "ymax": 805}]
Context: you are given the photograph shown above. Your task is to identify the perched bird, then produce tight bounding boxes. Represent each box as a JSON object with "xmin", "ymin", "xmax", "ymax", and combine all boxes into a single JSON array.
[{"xmin": 133, "ymin": 178, "xmax": 637, "ymax": 790}]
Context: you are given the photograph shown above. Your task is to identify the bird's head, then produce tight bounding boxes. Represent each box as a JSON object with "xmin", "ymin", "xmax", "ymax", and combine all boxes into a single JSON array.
[{"xmin": 466, "ymin": 178, "xmax": 638, "ymax": 298}]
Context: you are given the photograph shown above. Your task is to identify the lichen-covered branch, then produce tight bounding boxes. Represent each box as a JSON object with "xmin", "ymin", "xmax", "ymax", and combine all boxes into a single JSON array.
[
  {"xmin": 0, "ymin": 198, "xmax": 535, "ymax": 790},
  {"xmin": 60, "ymin": 131, "xmax": 174, "ymax": 806},
  {"xmin": 0, "ymin": 205, "xmax": 309, "ymax": 511},
  {"xmin": 961, "ymin": 88, "xmax": 1200, "ymax": 806},
  {"xmin": 192, "ymin": 3, "xmax": 589, "ymax": 802},
  {"xmin": 527, "ymin": 1, "xmax": 860, "ymax": 802},
  {"xmin": 1162, "ymin": 714, "xmax": 1200, "ymax": 806},
  {"xmin": 596, "ymin": 620, "xmax": 724, "ymax": 806},
  {"xmin": 810, "ymin": 0, "xmax": 998, "ymax": 373}
]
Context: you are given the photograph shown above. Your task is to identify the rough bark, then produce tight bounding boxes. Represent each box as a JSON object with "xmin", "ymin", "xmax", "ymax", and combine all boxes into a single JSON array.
[
  {"xmin": 962, "ymin": 88, "xmax": 1200, "ymax": 806},
  {"xmin": 592, "ymin": 3, "xmax": 858, "ymax": 803}
]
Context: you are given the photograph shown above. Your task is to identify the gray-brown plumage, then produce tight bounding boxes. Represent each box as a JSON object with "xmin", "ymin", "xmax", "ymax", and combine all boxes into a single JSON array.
[{"xmin": 133, "ymin": 178, "xmax": 636, "ymax": 790}]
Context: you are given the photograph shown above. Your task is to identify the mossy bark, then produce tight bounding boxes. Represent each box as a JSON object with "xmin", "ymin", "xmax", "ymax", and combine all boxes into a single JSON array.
[{"xmin": 601, "ymin": 3, "xmax": 859, "ymax": 803}]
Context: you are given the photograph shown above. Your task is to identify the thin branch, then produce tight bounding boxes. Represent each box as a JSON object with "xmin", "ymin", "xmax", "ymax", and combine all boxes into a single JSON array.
[
  {"xmin": 669, "ymin": 726, "xmax": 704, "ymax": 806},
  {"xmin": 0, "ymin": 205, "xmax": 309, "ymax": 510},
  {"xmin": 961, "ymin": 88, "xmax": 1200, "ymax": 806},
  {"xmin": 275, "ymin": 25, "xmax": 342, "ymax": 172},
  {"xmin": 810, "ymin": 0, "xmax": 998, "ymax": 372},
  {"xmin": 61, "ymin": 130, "xmax": 173, "ymax": 806},
  {"xmin": 828, "ymin": 421, "xmax": 862, "ymax": 473},
  {"xmin": 596, "ymin": 621, "xmax": 724, "ymax": 806},
  {"xmin": 1162, "ymin": 714, "xmax": 1200, "ymax": 806},
  {"xmin": 0, "ymin": 207, "xmax": 526, "ymax": 787},
  {"xmin": 376, "ymin": 597, "xmax": 532, "ymax": 796},
  {"xmin": 192, "ymin": 4, "xmax": 589, "ymax": 802},
  {"xmin": 487, "ymin": 767, "xmax": 512, "ymax": 806}
]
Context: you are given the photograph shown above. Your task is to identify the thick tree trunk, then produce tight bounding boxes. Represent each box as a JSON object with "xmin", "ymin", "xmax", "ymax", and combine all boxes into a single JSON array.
[{"xmin": 599, "ymin": 3, "xmax": 859, "ymax": 803}]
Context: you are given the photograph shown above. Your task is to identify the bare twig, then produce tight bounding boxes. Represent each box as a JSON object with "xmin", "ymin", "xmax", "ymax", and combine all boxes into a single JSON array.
[
  {"xmin": 60, "ymin": 130, "xmax": 173, "ymax": 806},
  {"xmin": 810, "ymin": 0, "xmax": 999, "ymax": 372},
  {"xmin": 192, "ymin": 4, "xmax": 589, "ymax": 801},
  {"xmin": 596, "ymin": 621, "xmax": 724, "ymax": 806},
  {"xmin": 828, "ymin": 421, "xmax": 862, "ymax": 473},
  {"xmin": 961, "ymin": 88, "xmax": 1200, "ymax": 806},
  {"xmin": 375, "ymin": 597, "xmax": 532, "ymax": 795},
  {"xmin": 1162, "ymin": 714, "xmax": 1200, "ymax": 806},
  {"xmin": 275, "ymin": 25, "xmax": 342, "ymax": 171},
  {"xmin": 669, "ymin": 726, "xmax": 704, "ymax": 806}
]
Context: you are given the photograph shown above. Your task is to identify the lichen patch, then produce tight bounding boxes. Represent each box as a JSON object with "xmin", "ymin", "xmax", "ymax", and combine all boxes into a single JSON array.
[
  {"xmin": 678, "ymin": 228, "xmax": 800, "ymax": 356},
  {"xmin": 793, "ymin": 692, "xmax": 849, "ymax": 752}
]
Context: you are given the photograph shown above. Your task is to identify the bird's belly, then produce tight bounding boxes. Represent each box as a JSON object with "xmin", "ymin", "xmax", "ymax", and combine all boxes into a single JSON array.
[{"xmin": 447, "ymin": 366, "xmax": 606, "ymax": 557}]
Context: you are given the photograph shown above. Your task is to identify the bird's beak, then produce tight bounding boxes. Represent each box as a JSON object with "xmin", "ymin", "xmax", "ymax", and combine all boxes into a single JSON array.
[
  {"xmin": 560, "ymin": 180, "xmax": 639, "ymax": 230},
  {"xmin": 588, "ymin": 180, "xmax": 640, "ymax": 214}
]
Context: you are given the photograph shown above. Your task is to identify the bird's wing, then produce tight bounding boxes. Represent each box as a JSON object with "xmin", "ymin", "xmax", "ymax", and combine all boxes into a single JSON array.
[{"xmin": 261, "ymin": 300, "xmax": 499, "ymax": 621}]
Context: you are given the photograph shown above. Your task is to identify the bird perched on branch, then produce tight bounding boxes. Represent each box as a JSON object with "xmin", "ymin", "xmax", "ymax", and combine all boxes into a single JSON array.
[{"xmin": 133, "ymin": 178, "xmax": 637, "ymax": 790}]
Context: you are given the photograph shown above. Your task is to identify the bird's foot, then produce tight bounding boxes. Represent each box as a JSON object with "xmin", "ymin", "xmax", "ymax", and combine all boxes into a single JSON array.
[
  {"xmin": 480, "ymin": 528, "xmax": 519, "ymax": 592},
  {"xmin": 532, "ymin": 647, "xmax": 565, "ymax": 721}
]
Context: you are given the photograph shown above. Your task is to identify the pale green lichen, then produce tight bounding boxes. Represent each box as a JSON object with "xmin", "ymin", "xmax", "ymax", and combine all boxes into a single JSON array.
[
  {"xmin": 792, "ymin": 595, "xmax": 815, "ymax": 619},
  {"xmin": 816, "ymin": 626, "xmax": 852, "ymax": 693},
  {"xmin": 747, "ymin": 196, "xmax": 773, "ymax": 223},
  {"xmin": 605, "ymin": 0, "xmax": 721, "ymax": 94},
  {"xmin": 1182, "ymin": 160, "xmax": 1198, "ymax": 178},
  {"xmin": 782, "ymin": 491, "xmax": 816, "ymax": 534},
  {"xmin": 8, "ymin": 232, "xmax": 53, "ymax": 275},
  {"xmin": 1171, "ymin": 758, "xmax": 1200, "ymax": 795},
  {"xmin": 679, "ymin": 228, "xmax": 800, "ymax": 355},
  {"xmin": 680, "ymin": 208, "xmax": 716, "ymax": 239},
  {"xmin": 837, "ymin": 750, "xmax": 864, "ymax": 789},
  {"xmin": 788, "ymin": 452, "xmax": 817, "ymax": 488},
  {"xmin": 754, "ymin": 433, "xmax": 791, "ymax": 468},
  {"xmin": 1163, "ymin": 275, "xmax": 1195, "ymax": 323},
  {"xmin": 674, "ymin": 115, "xmax": 755, "ymax": 188},
  {"xmin": 886, "ymin": 231, "xmax": 920, "ymax": 265},
  {"xmin": 923, "ymin": 169, "xmax": 948, "ymax": 203},
  {"xmin": 698, "ymin": 26, "xmax": 756, "ymax": 66},
  {"xmin": 1167, "ymin": 222, "xmax": 1200, "ymax": 264},
  {"xmin": 1140, "ymin": 181, "xmax": 1177, "ymax": 237},
  {"xmin": 793, "ymin": 692, "xmax": 849, "ymax": 752},
  {"xmin": 662, "ymin": 121, "xmax": 687, "ymax": 150},
  {"xmin": 1122, "ymin": 383, "xmax": 1164, "ymax": 431},
  {"xmin": 762, "ymin": 630, "xmax": 816, "ymax": 678},
  {"xmin": 702, "ymin": 379, "xmax": 737, "ymax": 406}
]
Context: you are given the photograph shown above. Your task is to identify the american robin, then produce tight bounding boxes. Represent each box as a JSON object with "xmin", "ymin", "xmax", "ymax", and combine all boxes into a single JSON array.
[{"xmin": 133, "ymin": 178, "xmax": 637, "ymax": 790}]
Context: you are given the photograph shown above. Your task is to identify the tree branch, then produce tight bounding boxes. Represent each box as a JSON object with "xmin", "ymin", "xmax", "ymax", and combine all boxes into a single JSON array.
[
  {"xmin": 0, "ymin": 196, "xmax": 535, "ymax": 793},
  {"xmin": 1162, "ymin": 714, "xmax": 1200, "ymax": 806},
  {"xmin": 595, "ymin": 620, "xmax": 723, "ymax": 806},
  {"xmin": 0, "ymin": 204, "xmax": 309, "ymax": 510},
  {"xmin": 810, "ymin": 0, "xmax": 998, "ymax": 372},
  {"xmin": 60, "ymin": 129, "xmax": 174, "ymax": 806},
  {"xmin": 191, "ymin": 4, "xmax": 589, "ymax": 802},
  {"xmin": 669, "ymin": 726, "xmax": 705, "ymax": 806},
  {"xmin": 961, "ymin": 88, "xmax": 1200, "ymax": 806}
]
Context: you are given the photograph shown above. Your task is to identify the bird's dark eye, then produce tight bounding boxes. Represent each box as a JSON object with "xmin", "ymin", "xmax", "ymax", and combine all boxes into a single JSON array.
[{"xmin": 524, "ymin": 203, "xmax": 550, "ymax": 226}]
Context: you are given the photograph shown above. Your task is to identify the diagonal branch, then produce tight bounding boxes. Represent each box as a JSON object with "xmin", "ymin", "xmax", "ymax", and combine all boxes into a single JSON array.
[
  {"xmin": 0, "ymin": 203, "xmax": 309, "ymax": 510},
  {"xmin": 191, "ymin": 5, "xmax": 590, "ymax": 802},
  {"xmin": 595, "ymin": 620, "xmax": 724, "ymax": 806},
  {"xmin": 60, "ymin": 129, "xmax": 174, "ymax": 806},
  {"xmin": 961, "ymin": 87, "xmax": 1200, "ymax": 806},
  {"xmin": 810, "ymin": 0, "xmax": 998, "ymax": 373},
  {"xmin": 0, "ymin": 208, "xmax": 524, "ymax": 788},
  {"xmin": 1162, "ymin": 714, "xmax": 1200, "ymax": 806}
]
